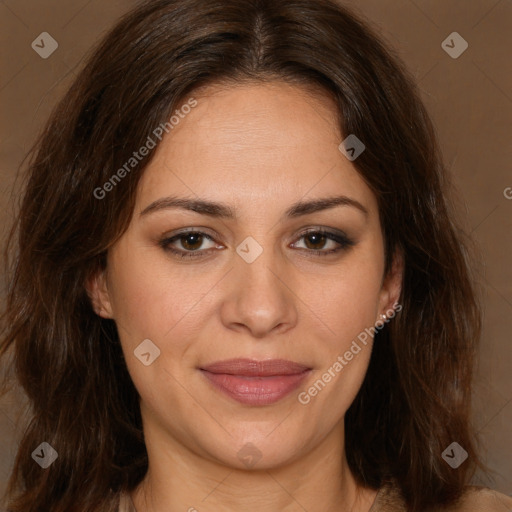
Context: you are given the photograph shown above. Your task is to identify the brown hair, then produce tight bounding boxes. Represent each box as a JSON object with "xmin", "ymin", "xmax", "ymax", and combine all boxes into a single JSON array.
[{"xmin": 1, "ymin": 0, "xmax": 484, "ymax": 510}]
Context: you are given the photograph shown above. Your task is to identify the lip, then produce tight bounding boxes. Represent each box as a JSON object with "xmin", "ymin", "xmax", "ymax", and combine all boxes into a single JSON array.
[{"xmin": 199, "ymin": 358, "xmax": 312, "ymax": 406}]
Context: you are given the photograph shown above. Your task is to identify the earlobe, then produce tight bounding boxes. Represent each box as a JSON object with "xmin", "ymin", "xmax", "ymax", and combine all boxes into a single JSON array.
[
  {"xmin": 85, "ymin": 267, "xmax": 114, "ymax": 319},
  {"xmin": 378, "ymin": 249, "xmax": 404, "ymax": 319}
]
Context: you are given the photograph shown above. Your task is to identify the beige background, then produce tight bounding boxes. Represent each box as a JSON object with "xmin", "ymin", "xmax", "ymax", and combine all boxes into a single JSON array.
[{"xmin": 1, "ymin": 0, "xmax": 511, "ymax": 507}]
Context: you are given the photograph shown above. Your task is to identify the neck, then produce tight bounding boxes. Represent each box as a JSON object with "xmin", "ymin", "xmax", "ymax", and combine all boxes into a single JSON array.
[{"xmin": 130, "ymin": 421, "xmax": 378, "ymax": 512}]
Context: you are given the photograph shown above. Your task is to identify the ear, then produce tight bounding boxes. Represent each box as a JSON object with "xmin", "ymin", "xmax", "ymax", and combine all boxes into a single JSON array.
[
  {"xmin": 85, "ymin": 267, "xmax": 114, "ymax": 319},
  {"xmin": 377, "ymin": 249, "xmax": 403, "ymax": 320}
]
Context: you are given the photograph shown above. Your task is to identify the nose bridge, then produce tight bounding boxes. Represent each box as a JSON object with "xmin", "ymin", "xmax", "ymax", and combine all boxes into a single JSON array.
[
  {"xmin": 225, "ymin": 233, "xmax": 296, "ymax": 336},
  {"xmin": 235, "ymin": 233, "xmax": 282, "ymax": 300}
]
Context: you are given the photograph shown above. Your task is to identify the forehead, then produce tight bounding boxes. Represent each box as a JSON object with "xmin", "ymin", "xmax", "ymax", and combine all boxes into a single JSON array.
[{"xmin": 135, "ymin": 81, "xmax": 377, "ymax": 218}]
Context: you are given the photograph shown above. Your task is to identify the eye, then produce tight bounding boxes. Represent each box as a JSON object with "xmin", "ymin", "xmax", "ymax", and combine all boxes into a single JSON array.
[
  {"xmin": 291, "ymin": 229, "xmax": 355, "ymax": 256},
  {"xmin": 159, "ymin": 230, "xmax": 220, "ymax": 258},
  {"xmin": 159, "ymin": 228, "xmax": 355, "ymax": 260}
]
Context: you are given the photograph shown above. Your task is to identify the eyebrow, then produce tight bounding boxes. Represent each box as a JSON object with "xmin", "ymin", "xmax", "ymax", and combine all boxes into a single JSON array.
[{"xmin": 140, "ymin": 194, "xmax": 369, "ymax": 219}]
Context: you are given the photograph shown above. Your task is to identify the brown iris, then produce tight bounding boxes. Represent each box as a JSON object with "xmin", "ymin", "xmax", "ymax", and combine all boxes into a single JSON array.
[
  {"xmin": 180, "ymin": 233, "xmax": 204, "ymax": 251},
  {"xmin": 303, "ymin": 232, "xmax": 327, "ymax": 250}
]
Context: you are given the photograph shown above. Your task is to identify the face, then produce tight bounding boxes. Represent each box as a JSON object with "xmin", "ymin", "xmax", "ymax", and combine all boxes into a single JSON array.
[{"xmin": 89, "ymin": 81, "xmax": 401, "ymax": 471}]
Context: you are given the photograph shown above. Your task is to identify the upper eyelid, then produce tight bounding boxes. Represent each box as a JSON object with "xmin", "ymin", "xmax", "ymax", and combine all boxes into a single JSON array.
[
  {"xmin": 162, "ymin": 226, "xmax": 348, "ymax": 240},
  {"xmin": 161, "ymin": 227, "xmax": 352, "ymax": 250},
  {"xmin": 162, "ymin": 229, "xmax": 219, "ymax": 245}
]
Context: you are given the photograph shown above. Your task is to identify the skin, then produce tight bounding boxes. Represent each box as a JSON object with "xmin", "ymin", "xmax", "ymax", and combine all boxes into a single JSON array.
[{"xmin": 88, "ymin": 81, "xmax": 402, "ymax": 512}]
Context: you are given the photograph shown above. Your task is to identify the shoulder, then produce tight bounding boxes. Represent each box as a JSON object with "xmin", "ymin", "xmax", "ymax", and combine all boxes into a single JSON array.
[
  {"xmin": 371, "ymin": 483, "xmax": 512, "ymax": 511},
  {"xmin": 450, "ymin": 486, "xmax": 512, "ymax": 511}
]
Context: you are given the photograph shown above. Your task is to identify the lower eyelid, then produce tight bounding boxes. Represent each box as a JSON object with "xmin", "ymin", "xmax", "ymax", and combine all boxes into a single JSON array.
[
  {"xmin": 160, "ymin": 232, "xmax": 218, "ymax": 252},
  {"xmin": 293, "ymin": 235, "xmax": 344, "ymax": 251},
  {"xmin": 160, "ymin": 230, "xmax": 354, "ymax": 257}
]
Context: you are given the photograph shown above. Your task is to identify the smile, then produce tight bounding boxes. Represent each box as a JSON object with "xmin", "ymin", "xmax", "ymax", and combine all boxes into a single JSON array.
[{"xmin": 199, "ymin": 358, "xmax": 312, "ymax": 406}]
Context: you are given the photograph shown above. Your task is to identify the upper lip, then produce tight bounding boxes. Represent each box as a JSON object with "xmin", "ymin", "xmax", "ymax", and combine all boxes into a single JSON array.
[{"xmin": 200, "ymin": 358, "xmax": 311, "ymax": 376}]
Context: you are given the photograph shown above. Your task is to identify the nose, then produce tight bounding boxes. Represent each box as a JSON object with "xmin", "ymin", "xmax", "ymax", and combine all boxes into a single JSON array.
[{"xmin": 219, "ymin": 240, "xmax": 299, "ymax": 339}]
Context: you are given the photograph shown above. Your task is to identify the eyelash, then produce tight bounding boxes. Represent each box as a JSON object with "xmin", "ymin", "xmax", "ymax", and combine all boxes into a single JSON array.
[{"xmin": 158, "ymin": 228, "xmax": 355, "ymax": 259}]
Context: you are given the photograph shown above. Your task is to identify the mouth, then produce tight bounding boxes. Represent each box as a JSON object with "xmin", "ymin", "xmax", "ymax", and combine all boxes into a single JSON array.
[{"xmin": 199, "ymin": 358, "xmax": 312, "ymax": 406}]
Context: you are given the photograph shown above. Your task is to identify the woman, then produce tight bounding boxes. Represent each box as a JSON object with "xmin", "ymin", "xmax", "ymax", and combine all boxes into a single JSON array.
[{"xmin": 1, "ymin": 0, "xmax": 510, "ymax": 511}]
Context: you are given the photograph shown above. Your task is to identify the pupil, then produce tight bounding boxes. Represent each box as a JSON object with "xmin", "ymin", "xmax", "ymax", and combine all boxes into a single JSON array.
[
  {"xmin": 306, "ymin": 233, "xmax": 325, "ymax": 249},
  {"xmin": 183, "ymin": 233, "xmax": 202, "ymax": 250}
]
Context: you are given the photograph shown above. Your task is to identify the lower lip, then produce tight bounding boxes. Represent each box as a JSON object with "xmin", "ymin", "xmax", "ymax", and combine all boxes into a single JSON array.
[{"xmin": 200, "ymin": 370, "xmax": 311, "ymax": 406}]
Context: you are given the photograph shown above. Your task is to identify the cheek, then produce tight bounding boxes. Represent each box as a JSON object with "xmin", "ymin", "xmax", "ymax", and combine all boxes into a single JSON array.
[
  {"xmin": 319, "ymin": 253, "xmax": 384, "ymax": 344},
  {"xmin": 107, "ymin": 241, "xmax": 208, "ymax": 343},
  {"xmin": 299, "ymin": 249, "xmax": 384, "ymax": 417},
  {"xmin": 106, "ymin": 243, "xmax": 227, "ymax": 403},
  {"xmin": 106, "ymin": 252, "xmax": 207, "ymax": 405}
]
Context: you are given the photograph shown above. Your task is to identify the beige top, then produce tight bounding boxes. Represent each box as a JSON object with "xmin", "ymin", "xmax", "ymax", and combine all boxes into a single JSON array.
[{"xmin": 118, "ymin": 484, "xmax": 512, "ymax": 511}]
